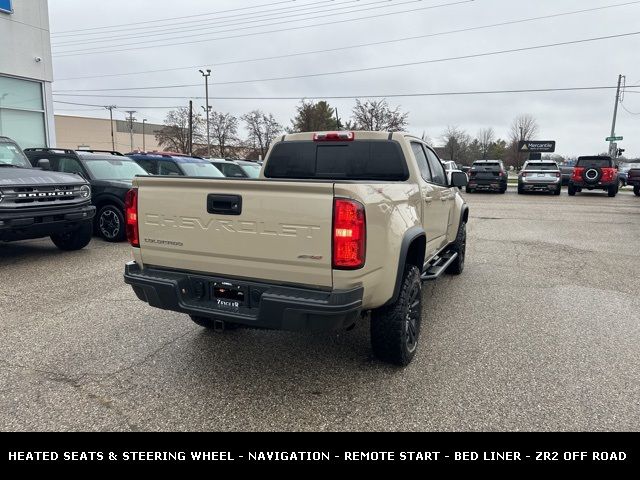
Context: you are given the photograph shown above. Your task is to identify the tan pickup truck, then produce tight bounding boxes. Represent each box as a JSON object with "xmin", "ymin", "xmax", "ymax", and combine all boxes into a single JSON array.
[{"xmin": 124, "ymin": 131, "xmax": 469, "ymax": 366}]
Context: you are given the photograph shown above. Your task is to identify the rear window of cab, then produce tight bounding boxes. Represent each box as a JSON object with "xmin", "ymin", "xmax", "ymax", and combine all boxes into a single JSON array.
[
  {"xmin": 525, "ymin": 163, "xmax": 558, "ymax": 170},
  {"xmin": 576, "ymin": 157, "xmax": 613, "ymax": 168},
  {"xmin": 264, "ymin": 140, "xmax": 409, "ymax": 181}
]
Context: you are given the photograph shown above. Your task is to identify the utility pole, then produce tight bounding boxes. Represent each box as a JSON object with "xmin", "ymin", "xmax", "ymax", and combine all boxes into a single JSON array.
[
  {"xmin": 609, "ymin": 74, "xmax": 624, "ymax": 157},
  {"xmin": 199, "ymin": 68, "xmax": 212, "ymax": 158},
  {"xmin": 142, "ymin": 119, "xmax": 147, "ymax": 151},
  {"xmin": 126, "ymin": 111, "xmax": 136, "ymax": 152},
  {"xmin": 105, "ymin": 105, "xmax": 116, "ymax": 150},
  {"xmin": 188, "ymin": 100, "xmax": 193, "ymax": 156}
]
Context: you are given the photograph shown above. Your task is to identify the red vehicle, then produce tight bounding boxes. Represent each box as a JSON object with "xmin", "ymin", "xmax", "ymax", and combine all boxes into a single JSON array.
[
  {"xmin": 627, "ymin": 168, "xmax": 640, "ymax": 196},
  {"xmin": 568, "ymin": 156, "xmax": 619, "ymax": 197}
]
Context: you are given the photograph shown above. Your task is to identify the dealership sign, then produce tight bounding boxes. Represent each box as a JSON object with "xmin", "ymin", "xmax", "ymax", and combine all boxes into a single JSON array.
[
  {"xmin": 0, "ymin": 0, "xmax": 12, "ymax": 14},
  {"xmin": 518, "ymin": 140, "xmax": 556, "ymax": 153}
]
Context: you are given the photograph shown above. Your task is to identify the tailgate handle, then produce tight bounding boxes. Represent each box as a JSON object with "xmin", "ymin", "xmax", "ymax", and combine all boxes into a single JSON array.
[{"xmin": 207, "ymin": 194, "xmax": 242, "ymax": 215}]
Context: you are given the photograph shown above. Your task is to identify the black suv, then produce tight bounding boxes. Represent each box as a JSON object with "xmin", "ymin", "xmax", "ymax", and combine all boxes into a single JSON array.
[
  {"xmin": 568, "ymin": 156, "xmax": 619, "ymax": 197},
  {"xmin": 127, "ymin": 152, "xmax": 224, "ymax": 177},
  {"xmin": 24, "ymin": 148, "xmax": 148, "ymax": 242},
  {"xmin": 466, "ymin": 160, "xmax": 508, "ymax": 193},
  {"xmin": 0, "ymin": 137, "xmax": 94, "ymax": 250}
]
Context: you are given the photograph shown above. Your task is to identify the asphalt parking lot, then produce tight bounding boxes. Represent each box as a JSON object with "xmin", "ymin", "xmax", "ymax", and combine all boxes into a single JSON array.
[{"xmin": 1, "ymin": 188, "xmax": 638, "ymax": 431}]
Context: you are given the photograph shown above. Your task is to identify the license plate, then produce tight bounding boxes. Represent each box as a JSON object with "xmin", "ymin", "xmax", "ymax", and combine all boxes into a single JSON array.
[{"xmin": 212, "ymin": 282, "xmax": 245, "ymax": 310}]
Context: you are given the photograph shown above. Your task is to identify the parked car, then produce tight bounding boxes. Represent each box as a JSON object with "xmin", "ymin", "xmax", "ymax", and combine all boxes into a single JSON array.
[
  {"xmin": 559, "ymin": 165, "xmax": 574, "ymax": 186},
  {"xmin": 24, "ymin": 148, "xmax": 149, "ymax": 242},
  {"xmin": 517, "ymin": 160, "xmax": 562, "ymax": 195},
  {"xmin": 1, "ymin": 137, "xmax": 94, "ymax": 250},
  {"xmin": 466, "ymin": 160, "xmax": 507, "ymax": 193},
  {"xmin": 618, "ymin": 163, "xmax": 640, "ymax": 188},
  {"xmin": 124, "ymin": 131, "xmax": 469, "ymax": 366},
  {"xmin": 128, "ymin": 152, "xmax": 224, "ymax": 177},
  {"xmin": 235, "ymin": 160, "xmax": 261, "ymax": 178},
  {"xmin": 568, "ymin": 156, "xmax": 619, "ymax": 197},
  {"xmin": 627, "ymin": 167, "xmax": 640, "ymax": 196},
  {"xmin": 210, "ymin": 158, "xmax": 250, "ymax": 178}
]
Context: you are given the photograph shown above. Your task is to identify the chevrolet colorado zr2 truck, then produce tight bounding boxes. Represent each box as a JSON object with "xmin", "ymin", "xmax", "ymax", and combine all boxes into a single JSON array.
[
  {"xmin": 0, "ymin": 137, "xmax": 94, "ymax": 250},
  {"xmin": 124, "ymin": 131, "xmax": 469, "ymax": 366}
]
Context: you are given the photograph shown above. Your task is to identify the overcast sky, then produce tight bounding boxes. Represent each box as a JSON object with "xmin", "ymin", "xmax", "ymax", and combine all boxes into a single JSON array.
[{"xmin": 48, "ymin": 0, "xmax": 640, "ymax": 157}]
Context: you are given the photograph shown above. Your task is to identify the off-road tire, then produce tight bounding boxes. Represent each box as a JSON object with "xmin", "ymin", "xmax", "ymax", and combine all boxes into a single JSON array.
[
  {"xmin": 370, "ymin": 265, "xmax": 422, "ymax": 367},
  {"xmin": 446, "ymin": 221, "xmax": 466, "ymax": 275},
  {"xmin": 190, "ymin": 315, "xmax": 240, "ymax": 330},
  {"xmin": 568, "ymin": 185, "xmax": 577, "ymax": 196},
  {"xmin": 634, "ymin": 185, "xmax": 640, "ymax": 196},
  {"xmin": 50, "ymin": 222, "xmax": 93, "ymax": 251},
  {"xmin": 608, "ymin": 185, "xmax": 618, "ymax": 197},
  {"xmin": 97, "ymin": 204, "xmax": 126, "ymax": 242}
]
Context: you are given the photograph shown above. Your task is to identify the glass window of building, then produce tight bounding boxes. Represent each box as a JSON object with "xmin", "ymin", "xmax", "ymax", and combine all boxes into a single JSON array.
[{"xmin": 0, "ymin": 75, "xmax": 47, "ymax": 148}]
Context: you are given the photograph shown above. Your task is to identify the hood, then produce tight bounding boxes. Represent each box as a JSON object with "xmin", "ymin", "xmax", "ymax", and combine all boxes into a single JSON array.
[
  {"xmin": 91, "ymin": 179, "xmax": 133, "ymax": 190},
  {"xmin": 0, "ymin": 167, "xmax": 87, "ymax": 187}
]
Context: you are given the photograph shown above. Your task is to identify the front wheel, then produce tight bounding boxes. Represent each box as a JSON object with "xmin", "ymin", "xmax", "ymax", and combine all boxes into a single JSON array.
[
  {"xmin": 97, "ymin": 205, "xmax": 126, "ymax": 242},
  {"xmin": 50, "ymin": 222, "xmax": 93, "ymax": 251},
  {"xmin": 370, "ymin": 265, "xmax": 422, "ymax": 367},
  {"xmin": 465, "ymin": 187, "xmax": 474, "ymax": 194},
  {"xmin": 446, "ymin": 221, "xmax": 466, "ymax": 275}
]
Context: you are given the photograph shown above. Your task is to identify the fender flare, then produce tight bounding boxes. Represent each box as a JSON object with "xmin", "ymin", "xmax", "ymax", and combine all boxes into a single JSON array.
[
  {"xmin": 386, "ymin": 226, "xmax": 426, "ymax": 306},
  {"xmin": 459, "ymin": 204, "xmax": 469, "ymax": 229}
]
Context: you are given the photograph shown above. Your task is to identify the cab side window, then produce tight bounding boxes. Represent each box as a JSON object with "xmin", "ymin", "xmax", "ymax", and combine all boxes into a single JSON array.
[
  {"xmin": 425, "ymin": 148, "xmax": 447, "ymax": 186},
  {"xmin": 410, "ymin": 142, "xmax": 432, "ymax": 183},
  {"xmin": 158, "ymin": 160, "xmax": 181, "ymax": 175},
  {"xmin": 136, "ymin": 159, "xmax": 157, "ymax": 175}
]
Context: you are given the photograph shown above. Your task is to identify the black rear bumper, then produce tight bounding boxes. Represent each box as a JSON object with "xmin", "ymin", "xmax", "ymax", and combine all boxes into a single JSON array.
[
  {"xmin": 0, "ymin": 204, "xmax": 95, "ymax": 242},
  {"xmin": 569, "ymin": 180, "xmax": 616, "ymax": 190},
  {"xmin": 124, "ymin": 262, "xmax": 363, "ymax": 332}
]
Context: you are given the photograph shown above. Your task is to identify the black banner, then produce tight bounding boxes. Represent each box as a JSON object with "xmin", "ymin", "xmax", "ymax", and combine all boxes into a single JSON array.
[{"xmin": 518, "ymin": 140, "xmax": 556, "ymax": 153}]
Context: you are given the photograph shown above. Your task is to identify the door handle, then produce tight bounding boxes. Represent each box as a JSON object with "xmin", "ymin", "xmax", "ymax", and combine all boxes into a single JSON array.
[
  {"xmin": 440, "ymin": 195, "xmax": 451, "ymax": 201},
  {"xmin": 423, "ymin": 195, "xmax": 433, "ymax": 203}
]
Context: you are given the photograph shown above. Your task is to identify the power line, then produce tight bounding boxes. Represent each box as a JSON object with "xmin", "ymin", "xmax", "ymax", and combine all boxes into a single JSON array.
[
  {"xmin": 52, "ymin": 0, "xmax": 367, "ymax": 46},
  {"xmin": 50, "ymin": 0, "xmax": 295, "ymax": 35},
  {"xmin": 621, "ymin": 102, "xmax": 640, "ymax": 114},
  {"xmin": 52, "ymin": 31, "xmax": 640, "ymax": 93},
  {"xmin": 52, "ymin": 85, "xmax": 640, "ymax": 102},
  {"xmin": 53, "ymin": 100, "xmax": 185, "ymax": 109},
  {"xmin": 53, "ymin": 1, "xmax": 640, "ymax": 82},
  {"xmin": 52, "ymin": 0, "xmax": 474, "ymax": 57}
]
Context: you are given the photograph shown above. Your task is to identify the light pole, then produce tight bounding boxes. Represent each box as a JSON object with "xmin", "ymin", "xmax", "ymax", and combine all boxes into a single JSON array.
[
  {"xmin": 105, "ymin": 105, "xmax": 116, "ymax": 150},
  {"xmin": 142, "ymin": 119, "xmax": 147, "ymax": 151},
  {"xmin": 125, "ymin": 111, "xmax": 136, "ymax": 152},
  {"xmin": 199, "ymin": 68, "xmax": 211, "ymax": 158}
]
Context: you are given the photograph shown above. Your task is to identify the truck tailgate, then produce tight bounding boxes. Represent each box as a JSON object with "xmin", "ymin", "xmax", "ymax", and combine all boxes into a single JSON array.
[{"xmin": 135, "ymin": 177, "xmax": 334, "ymax": 288}]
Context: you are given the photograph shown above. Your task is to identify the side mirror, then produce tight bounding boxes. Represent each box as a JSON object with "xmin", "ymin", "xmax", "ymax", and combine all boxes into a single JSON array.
[
  {"xmin": 37, "ymin": 158, "xmax": 51, "ymax": 170},
  {"xmin": 451, "ymin": 171, "xmax": 468, "ymax": 188}
]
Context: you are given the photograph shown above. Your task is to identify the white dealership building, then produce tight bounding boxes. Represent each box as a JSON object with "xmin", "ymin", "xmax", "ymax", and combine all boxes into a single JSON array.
[{"xmin": 0, "ymin": 0, "xmax": 55, "ymax": 148}]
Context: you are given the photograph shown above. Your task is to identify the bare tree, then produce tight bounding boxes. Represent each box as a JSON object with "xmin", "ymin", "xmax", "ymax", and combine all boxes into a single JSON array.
[
  {"xmin": 442, "ymin": 125, "xmax": 471, "ymax": 163},
  {"xmin": 242, "ymin": 110, "xmax": 283, "ymax": 160},
  {"xmin": 156, "ymin": 107, "xmax": 203, "ymax": 153},
  {"xmin": 508, "ymin": 114, "xmax": 539, "ymax": 169},
  {"xmin": 477, "ymin": 127, "xmax": 495, "ymax": 160},
  {"xmin": 210, "ymin": 111, "xmax": 238, "ymax": 158},
  {"xmin": 350, "ymin": 99, "xmax": 409, "ymax": 132}
]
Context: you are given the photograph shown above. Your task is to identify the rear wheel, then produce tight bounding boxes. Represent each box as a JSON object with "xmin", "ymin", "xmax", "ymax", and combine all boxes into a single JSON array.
[
  {"xmin": 608, "ymin": 185, "xmax": 618, "ymax": 197},
  {"xmin": 50, "ymin": 222, "xmax": 93, "ymax": 251},
  {"xmin": 553, "ymin": 186, "xmax": 562, "ymax": 195},
  {"xmin": 568, "ymin": 185, "xmax": 577, "ymax": 196},
  {"xmin": 370, "ymin": 265, "xmax": 422, "ymax": 367},
  {"xmin": 517, "ymin": 185, "xmax": 524, "ymax": 194},
  {"xmin": 97, "ymin": 205, "xmax": 126, "ymax": 242},
  {"xmin": 634, "ymin": 185, "xmax": 640, "ymax": 196}
]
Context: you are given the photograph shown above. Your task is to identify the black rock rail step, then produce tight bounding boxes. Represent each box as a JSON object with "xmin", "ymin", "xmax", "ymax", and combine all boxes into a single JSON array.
[{"xmin": 421, "ymin": 251, "xmax": 458, "ymax": 281}]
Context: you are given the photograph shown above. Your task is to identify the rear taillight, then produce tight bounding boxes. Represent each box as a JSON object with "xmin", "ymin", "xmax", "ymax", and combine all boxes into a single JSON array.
[
  {"xmin": 521, "ymin": 172, "xmax": 527, "ymax": 178},
  {"xmin": 572, "ymin": 167, "xmax": 584, "ymax": 181},
  {"xmin": 601, "ymin": 167, "xmax": 616, "ymax": 182},
  {"xmin": 333, "ymin": 198, "xmax": 366, "ymax": 269},
  {"xmin": 469, "ymin": 170, "xmax": 476, "ymax": 177},
  {"xmin": 125, "ymin": 188, "xmax": 139, "ymax": 247},
  {"xmin": 555, "ymin": 172, "xmax": 561, "ymax": 178},
  {"xmin": 498, "ymin": 170, "xmax": 504, "ymax": 177},
  {"xmin": 313, "ymin": 131, "xmax": 355, "ymax": 141}
]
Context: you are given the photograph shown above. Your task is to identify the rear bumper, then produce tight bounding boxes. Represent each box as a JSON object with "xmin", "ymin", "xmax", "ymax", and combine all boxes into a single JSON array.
[
  {"xmin": 124, "ymin": 262, "xmax": 363, "ymax": 332},
  {"xmin": 569, "ymin": 180, "xmax": 616, "ymax": 190},
  {"xmin": 519, "ymin": 180, "xmax": 560, "ymax": 191},
  {"xmin": 0, "ymin": 204, "xmax": 95, "ymax": 241},
  {"xmin": 467, "ymin": 178, "xmax": 507, "ymax": 190}
]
